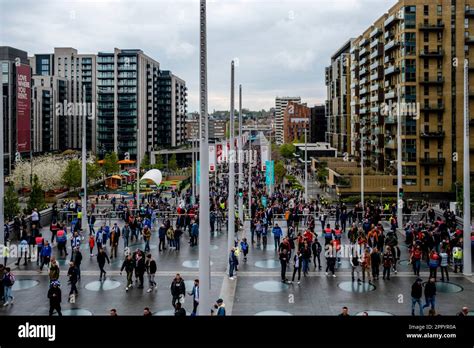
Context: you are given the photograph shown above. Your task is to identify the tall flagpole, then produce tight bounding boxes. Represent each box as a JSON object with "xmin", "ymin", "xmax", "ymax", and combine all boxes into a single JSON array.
[
  {"xmin": 81, "ymin": 85, "xmax": 88, "ymax": 235},
  {"xmin": 463, "ymin": 60, "xmax": 472, "ymax": 276},
  {"xmin": 198, "ymin": 0, "xmax": 211, "ymax": 315},
  {"xmin": 238, "ymin": 85, "xmax": 243, "ymax": 223},
  {"xmin": 228, "ymin": 61, "xmax": 236, "ymax": 253}
]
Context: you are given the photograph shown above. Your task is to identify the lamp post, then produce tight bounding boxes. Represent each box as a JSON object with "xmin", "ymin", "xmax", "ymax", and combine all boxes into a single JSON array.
[
  {"xmin": 198, "ymin": 0, "xmax": 211, "ymax": 315},
  {"xmin": 0, "ymin": 70, "xmax": 4, "ymax": 245},
  {"xmin": 81, "ymin": 85, "xmax": 88, "ymax": 235},
  {"xmin": 304, "ymin": 123, "xmax": 308, "ymax": 203},
  {"xmin": 238, "ymin": 84, "xmax": 243, "ymax": 222},
  {"xmin": 396, "ymin": 84, "xmax": 403, "ymax": 231},
  {"xmin": 228, "ymin": 61, "xmax": 236, "ymax": 253},
  {"xmin": 360, "ymin": 120, "xmax": 365, "ymax": 210},
  {"xmin": 463, "ymin": 59, "xmax": 472, "ymax": 276}
]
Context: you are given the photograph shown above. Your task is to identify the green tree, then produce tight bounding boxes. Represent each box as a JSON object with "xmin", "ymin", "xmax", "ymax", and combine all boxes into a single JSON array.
[
  {"xmin": 87, "ymin": 161, "xmax": 102, "ymax": 184},
  {"xmin": 102, "ymin": 152, "xmax": 120, "ymax": 176},
  {"xmin": 279, "ymin": 143, "xmax": 296, "ymax": 159},
  {"xmin": 168, "ymin": 154, "xmax": 178, "ymax": 171},
  {"xmin": 27, "ymin": 175, "xmax": 46, "ymax": 213},
  {"xmin": 454, "ymin": 182, "xmax": 474, "ymax": 214},
  {"xmin": 4, "ymin": 184, "xmax": 20, "ymax": 221},
  {"xmin": 141, "ymin": 153, "xmax": 150, "ymax": 170},
  {"xmin": 274, "ymin": 160, "xmax": 287, "ymax": 183},
  {"xmin": 62, "ymin": 159, "xmax": 82, "ymax": 189},
  {"xmin": 153, "ymin": 154, "xmax": 164, "ymax": 170}
]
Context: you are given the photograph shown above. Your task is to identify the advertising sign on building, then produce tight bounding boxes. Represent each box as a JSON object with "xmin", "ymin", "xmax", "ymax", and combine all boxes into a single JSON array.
[{"xmin": 16, "ymin": 64, "xmax": 31, "ymax": 153}]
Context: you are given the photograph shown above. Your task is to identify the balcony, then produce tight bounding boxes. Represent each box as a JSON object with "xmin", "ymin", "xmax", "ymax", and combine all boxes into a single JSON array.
[
  {"xmin": 384, "ymin": 55, "xmax": 394, "ymax": 64},
  {"xmin": 384, "ymin": 14, "xmax": 399, "ymax": 28},
  {"xmin": 420, "ymin": 131, "xmax": 445, "ymax": 139},
  {"xmin": 359, "ymin": 38, "xmax": 368, "ymax": 47},
  {"xmin": 370, "ymin": 38, "xmax": 380, "ymax": 49},
  {"xmin": 465, "ymin": 36, "xmax": 474, "ymax": 44},
  {"xmin": 384, "ymin": 40, "xmax": 400, "ymax": 52},
  {"xmin": 419, "ymin": 22, "xmax": 444, "ymax": 31},
  {"xmin": 360, "ymin": 87, "xmax": 368, "ymax": 95},
  {"xmin": 360, "ymin": 77, "xmax": 368, "ymax": 85},
  {"xmin": 384, "ymin": 65, "xmax": 400, "ymax": 76},
  {"xmin": 360, "ymin": 108, "xmax": 368, "ymax": 115},
  {"xmin": 466, "ymin": 8, "xmax": 474, "ymax": 17},
  {"xmin": 420, "ymin": 76, "xmax": 444, "ymax": 84},
  {"xmin": 360, "ymin": 57, "xmax": 368, "ymax": 65},
  {"xmin": 419, "ymin": 49, "xmax": 444, "ymax": 57},
  {"xmin": 370, "ymin": 27, "xmax": 382, "ymax": 39},
  {"xmin": 370, "ymin": 61, "xmax": 379, "ymax": 70},
  {"xmin": 360, "ymin": 97, "xmax": 367, "ymax": 104},
  {"xmin": 384, "ymin": 31, "xmax": 394, "ymax": 40},
  {"xmin": 370, "ymin": 83, "xmax": 380, "ymax": 92},
  {"xmin": 384, "ymin": 115, "xmax": 396, "ymax": 124},
  {"xmin": 420, "ymin": 158, "xmax": 446, "ymax": 166},
  {"xmin": 359, "ymin": 67, "xmax": 368, "ymax": 76},
  {"xmin": 370, "ymin": 106, "xmax": 379, "ymax": 113},
  {"xmin": 370, "ymin": 71, "xmax": 380, "ymax": 81},
  {"xmin": 420, "ymin": 103, "xmax": 445, "ymax": 112},
  {"xmin": 370, "ymin": 49, "xmax": 381, "ymax": 59},
  {"xmin": 359, "ymin": 47, "xmax": 369, "ymax": 56}
]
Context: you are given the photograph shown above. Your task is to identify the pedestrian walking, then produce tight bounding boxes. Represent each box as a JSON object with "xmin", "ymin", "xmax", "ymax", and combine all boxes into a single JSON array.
[
  {"xmin": 97, "ymin": 248, "xmax": 110, "ymax": 281},
  {"xmin": 170, "ymin": 274, "xmax": 186, "ymax": 309},
  {"xmin": 145, "ymin": 253, "xmax": 157, "ymax": 293},
  {"xmin": 120, "ymin": 254, "xmax": 135, "ymax": 291},
  {"xmin": 48, "ymin": 281, "xmax": 62, "ymax": 316}
]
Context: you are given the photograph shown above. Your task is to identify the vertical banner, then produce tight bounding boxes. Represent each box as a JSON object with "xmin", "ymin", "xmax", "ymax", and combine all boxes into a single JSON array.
[
  {"xmin": 16, "ymin": 64, "xmax": 31, "ymax": 153},
  {"xmin": 216, "ymin": 143, "xmax": 223, "ymax": 164},
  {"xmin": 265, "ymin": 160, "xmax": 274, "ymax": 187},
  {"xmin": 261, "ymin": 196, "xmax": 267, "ymax": 208},
  {"xmin": 260, "ymin": 144, "xmax": 269, "ymax": 171},
  {"xmin": 209, "ymin": 144, "xmax": 216, "ymax": 172},
  {"xmin": 196, "ymin": 160, "xmax": 200, "ymax": 186}
]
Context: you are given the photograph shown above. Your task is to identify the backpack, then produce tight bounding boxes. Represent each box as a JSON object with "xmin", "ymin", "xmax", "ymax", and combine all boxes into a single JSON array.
[{"xmin": 9, "ymin": 273, "xmax": 15, "ymax": 285}]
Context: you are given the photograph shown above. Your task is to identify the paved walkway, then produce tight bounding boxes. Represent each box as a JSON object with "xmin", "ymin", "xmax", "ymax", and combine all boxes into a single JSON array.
[{"xmin": 1, "ymin": 217, "xmax": 473, "ymax": 316}]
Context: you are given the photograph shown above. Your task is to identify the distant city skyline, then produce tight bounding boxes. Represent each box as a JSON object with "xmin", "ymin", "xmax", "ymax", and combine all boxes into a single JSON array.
[{"xmin": 1, "ymin": 0, "xmax": 396, "ymax": 111}]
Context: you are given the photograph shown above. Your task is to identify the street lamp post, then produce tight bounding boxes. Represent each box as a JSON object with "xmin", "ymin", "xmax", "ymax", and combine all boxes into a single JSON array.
[
  {"xmin": 463, "ymin": 60, "xmax": 472, "ymax": 276},
  {"xmin": 397, "ymin": 84, "xmax": 403, "ymax": 230},
  {"xmin": 81, "ymin": 85, "xmax": 88, "ymax": 235},
  {"xmin": 228, "ymin": 61, "xmax": 236, "ymax": 253},
  {"xmin": 360, "ymin": 121, "xmax": 365, "ymax": 210},
  {"xmin": 304, "ymin": 124, "xmax": 308, "ymax": 203},
  {"xmin": 238, "ymin": 84, "xmax": 243, "ymax": 223},
  {"xmin": 0, "ymin": 71, "xmax": 4, "ymax": 245},
  {"xmin": 198, "ymin": 0, "xmax": 211, "ymax": 315}
]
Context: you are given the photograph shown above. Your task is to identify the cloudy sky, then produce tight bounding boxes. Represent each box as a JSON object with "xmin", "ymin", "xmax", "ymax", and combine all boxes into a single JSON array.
[{"xmin": 1, "ymin": 0, "xmax": 396, "ymax": 111}]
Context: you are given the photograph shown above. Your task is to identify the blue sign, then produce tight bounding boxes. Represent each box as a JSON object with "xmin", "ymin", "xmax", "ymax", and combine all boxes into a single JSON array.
[
  {"xmin": 261, "ymin": 196, "xmax": 267, "ymax": 208},
  {"xmin": 265, "ymin": 160, "xmax": 274, "ymax": 187},
  {"xmin": 196, "ymin": 160, "xmax": 200, "ymax": 185}
]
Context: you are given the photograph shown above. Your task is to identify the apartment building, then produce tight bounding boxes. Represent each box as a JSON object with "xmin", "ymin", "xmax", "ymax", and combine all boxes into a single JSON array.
[
  {"xmin": 283, "ymin": 101, "xmax": 310, "ymax": 143},
  {"xmin": 275, "ymin": 96, "xmax": 301, "ymax": 145},
  {"xmin": 332, "ymin": 0, "xmax": 474, "ymax": 196},
  {"xmin": 310, "ymin": 105, "xmax": 326, "ymax": 143},
  {"xmin": 326, "ymin": 40, "xmax": 353, "ymax": 156},
  {"xmin": 0, "ymin": 46, "xmax": 31, "ymax": 174}
]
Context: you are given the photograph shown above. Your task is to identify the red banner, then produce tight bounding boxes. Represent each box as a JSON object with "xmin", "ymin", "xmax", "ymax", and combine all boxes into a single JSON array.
[{"xmin": 16, "ymin": 64, "xmax": 31, "ymax": 153}]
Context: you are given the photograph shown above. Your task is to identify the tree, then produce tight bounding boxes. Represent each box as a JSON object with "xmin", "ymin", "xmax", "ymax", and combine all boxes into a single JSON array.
[
  {"xmin": 279, "ymin": 143, "xmax": 296, "ymax": 159},
  {"xmin": 141, "ymin": 153, "xmax": 150, "ymax": 170},
  {"xmin": 168, "ymin": 154, "xmax": 178, "ymax": 171},
  {"xmin": 27, "ymin": 175, "xmax": 46, "ymax": 213},
  {"xmin": 153, "ymin": 154, "xmax": 164, "ymax": 170},
  {"xmin": 4, "ymin": 184, "xmax": 20, "ymax": 221},
  {"xmin": 454, "ymin": 181, "xmax": 474, "ymax": 214},
  {"xmin": 62, "ymin": 159, "xmax": 82, "ymax": 190},
  {"xmin": 102, "ymin": 152, "xmax": 120, "ymax": 176},
  {"xmin": 87, "ymin": 161, "xmax": 102, "ymax": 184},
  {"xmin": 274, "ymin": 160, "xmax": 287, "ymax": 183}
]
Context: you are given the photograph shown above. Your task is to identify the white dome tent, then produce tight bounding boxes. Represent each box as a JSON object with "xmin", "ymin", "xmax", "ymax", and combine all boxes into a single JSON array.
[{"xmin": 140, "ymin": 169, "xmax": 163, "ymax": 186}]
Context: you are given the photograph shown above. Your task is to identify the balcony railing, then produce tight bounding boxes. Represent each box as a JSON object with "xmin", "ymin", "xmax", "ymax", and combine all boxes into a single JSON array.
[
  {"xmin": 420, "ymin": 131, "xmax": 445, "ymax": 138},
  {"xmin": 466, "ymin": 8, "xmax": 474, "ymax": 17},
  {"xmin": 420, "ymin": 104, "xmax": 445, "ymax": 111},
  {"xmin": 385, "ymin": 65, "xmax": 400, "ymax": 76},
  {"xmin": 419, "ymin": 49, "xmax": 444, "ymax": 57},
  {"xmin": 420, "ymin": 76, "xmax": 444, "ymax": 84},
  {"xmin": 419, "ymin": 22, "xmax": 444, "ymax": 31},
  {"xmin": 420, "ymin": 158, "xmax": 446, "ymax": 166},
  {"xmin": 465, "ymin": 36, "xmax": 474, "ymax": 44},
  {"xmin": 384, "ymin": 40, "xmax": 400, "ymax": 52}
]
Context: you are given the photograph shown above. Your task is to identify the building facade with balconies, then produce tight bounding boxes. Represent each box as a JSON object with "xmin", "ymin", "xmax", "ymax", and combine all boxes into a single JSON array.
[{"xmin": 333, "ymin": 0, "xmax": 474, "ymax": 196}]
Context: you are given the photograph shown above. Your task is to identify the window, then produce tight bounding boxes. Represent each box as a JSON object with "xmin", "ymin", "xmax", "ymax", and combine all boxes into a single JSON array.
[
  {"xmin": 403, "ymin": 166, "xmax": 417, "ymax": 176},
  {"xmin": 465, "ymin": 18, "xmax": 469, "ymax": 29},
  {"xmin": 424, "ymin": 139, "xmax": 429, "ymax": 149},
  {"xmin": 402, "ymin": 139, "xmax": 417, "ymax": 161},
  {"xmin": 424, "ymin": 166, "xmax": 430, "ymax": 176},
  {"xmin": 424, "ymin": 86, "xmax": 429, "ymax": 96},
  {"xmin": 424, "ymin": 59, "xmax": 429, "ymax": 69},
  {"xmin": 437, "ymin": 5, "xmax": 442, "ymax": 16},
  {"xmin": 438, "ymin": 166, "xmax": 444, "ymax": 176},
  {"xmin": 424, "ymin": 5, "xmax": 429, "ymax": 16},
  {"xmin": 438, "ymin": 179, "xmax": 443, "ymax": 186},
  {"xmin": 437, "ymin": 139, "xmax": 443, "ymax": 149},
  {"xmin": 425, "ymin": 178, "xmax": 430, "ymax": 186}
]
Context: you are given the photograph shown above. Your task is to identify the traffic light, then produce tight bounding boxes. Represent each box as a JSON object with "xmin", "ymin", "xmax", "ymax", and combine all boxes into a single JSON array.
[
  {"xmin": 238, "ymin": 188, "xmax": 243, "ymax": 197},
  {"xmin": 398, "ymin": 188, "xmax": 404, "ymax": 198}
]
